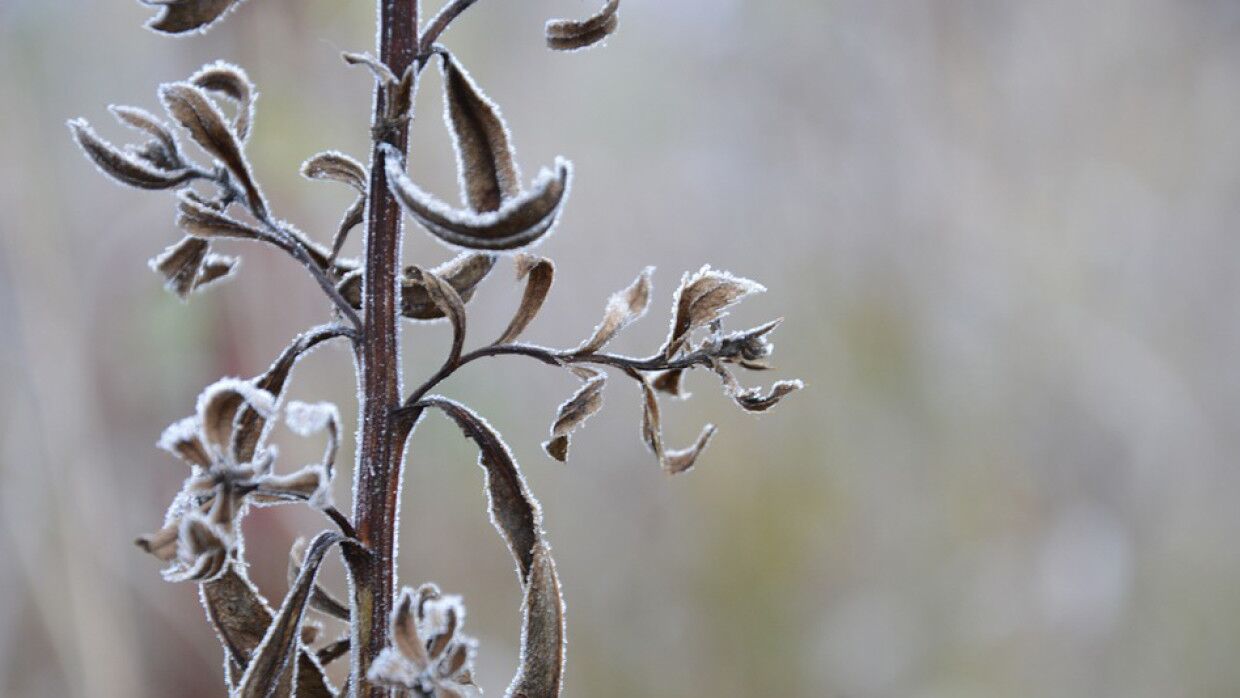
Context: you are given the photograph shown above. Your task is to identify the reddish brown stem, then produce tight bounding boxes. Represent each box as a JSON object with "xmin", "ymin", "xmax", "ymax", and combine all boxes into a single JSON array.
[{"xmin": 349, "ymin": 0, "xmax": 418, "ymax": 695}]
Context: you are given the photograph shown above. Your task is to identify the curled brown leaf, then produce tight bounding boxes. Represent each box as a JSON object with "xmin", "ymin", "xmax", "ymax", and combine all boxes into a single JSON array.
[
  {"xmin": 300, "ymin": 150, "xmax": 367, "ymax": 193},
  {"xmin": 143, "ymin": 0, "xmax": 246, "ymax": 34},
  {"xmin": 289, "ymin": 537, "xmax": 350, "ymax": 621},
  {"xmin": 496, "ymin": 254, "xmax": 554, "ymax": 345},
  {"xmin": 663, "ymin": 265, "xmax": 765, "ymax": 358},
  {"xmin": 148, "ymin": 236, "xmax": 209, "ymax": 298},
  {"xmin": 545, "ymin": 0, "xmax": 620, "ymax": 51},
  {"xmin": 191, "ymin": 61, "xmax": 256, "ymax": 141},
  {"xmin": 176, "ymin": 193, "xmax": 263, "ymax": 240},
  {"xmin": 234, "ymin": 531, "xmax": 348, "ymax": 698},
  {"xmin": 542, "ymin": 369, "xmax": 605, "ymax": 462},
  {"xmin": 575, "ymin": 266, "xmax": 653, "ymax": 354},
  {"xmin": 441, "ymin": 52, "xmax": 521, "ymax": 212},
  {"xmin": 507, "ymin": 543, "xmax": 565, "ymax": 698},
  {"xmin": 416, "ymin": 396, "xmax": 542, "ymax": 582},
  {"xmin": 408, "ymin": 266, "xmax": 467, "ymax": 367},
  {"xmin": 639, "ymin": 376, "xmax": 715, "ymax": 474},
  {"xmin": 384, "ymin": 145, "xmax": 572, "ymax": 252},
  {"xmin": 68, "ymin": 118, "xmax": 193, "ymax": 190},
  {"xmin": 160, "ymin": 81, "xmax": 266, "ymax": 215},
  {"xmin": 338, "ymin": 254, "xmax": 496, "ymax": 321},
  {"xmin": 108, "ymin": 105, "xmax": 181, "ymax": 164}
]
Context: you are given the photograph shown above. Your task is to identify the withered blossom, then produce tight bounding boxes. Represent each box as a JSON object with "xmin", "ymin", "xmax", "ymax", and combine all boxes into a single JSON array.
[
  {"xmin": 136, "ymin": 378, "xmax": 338, "ymax": 582},
  {"xmin": 367, "ymin": 585, "xmax": 481, "ymax": 697}
]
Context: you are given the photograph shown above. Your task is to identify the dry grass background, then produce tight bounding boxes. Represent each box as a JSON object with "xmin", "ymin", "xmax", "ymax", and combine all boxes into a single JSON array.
[{"xmin": 3, "ymin": 0, "xmax": 1240, "ymax": 696}]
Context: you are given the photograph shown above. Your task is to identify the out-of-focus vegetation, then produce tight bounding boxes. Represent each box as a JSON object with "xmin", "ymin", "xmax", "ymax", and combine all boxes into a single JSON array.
[{"xmin": 3, "ymin": 1, "xmax": 1240, "ymax": 696}]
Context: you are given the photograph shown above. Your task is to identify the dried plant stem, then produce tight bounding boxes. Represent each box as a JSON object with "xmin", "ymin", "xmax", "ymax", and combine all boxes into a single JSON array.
[{"xmin": 350, "ymin": 0, "xmax": 419, "ymax": 695}]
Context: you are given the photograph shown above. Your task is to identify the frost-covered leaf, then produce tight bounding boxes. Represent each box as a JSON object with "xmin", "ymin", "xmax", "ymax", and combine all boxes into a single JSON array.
[
  {"xmin": 545, "ymin": 0, "xmax": 620, "ymax": 51},
  {"xmin": 68, "ymin": 118, "xmax": 193, "ymax": 190},
  {"xmin": 733, "ymin": 379, "xmax": 803, "ymax": 412},
  {"xmin": 329, "ymin": 195, "xmax": 366, "ymax": 263},
  {"xmin": 342, "ymin": 51, "xmax": 399, "ymax": 85},
  {"xmin": 176, "ymin": 193, "xmax": 263, "ymax": 240},
  {"xmin": 508, "ymin": 543, "xmax": 565, "ymax": 698},
  {"xmin": 160, "ymin": 81, "xmax": 266, "ymax": 214},
  {"xmin": 201, "ymin": 563, "xmax": 337, "ymax": 696},
  {"xmin": 289, "ymin": 537, "xmax": 349, "ymax": 621},
  {"xmin": 142, "ymin": 0, "xmax": 247, "ymax": 34},
  {"xmin": 108, "ymin": 105, "xmax": 182, "ymax": 166},
  {"xmin": 639, "ymin": 377, "xmax": 715, "ymax": 474},
  {"xmin": 441, "ymin": 52, "xmax": 520, "ymax": 212},
  {"xmin": 711, "ymin": 360, "xmax": 804, "ymax": 413},
  {"xmin": 339, "ymin": 253, "xmax": 496, "ymax": 321},
  {"xmin": 193, "ymin": 253, "xmax": 239, "ymax": 291},
  {"xmin": 384, "ymin": 145, "xmax": 573, "ymax": 252},
  {"xmin": 301, "ymin": 150, "xmax": 367, "ymax": 193},
  {"xmin": 496, "ymin": 254, "xmax": 554, "ymax": 345},
  {"xmin": 408, "ymin": 266, "xmax": 467, "ymax": 367},
  {"xmin": 232, "ymin": 325, "xmax": 349, "ymax": 463},
  {"xmin": 650, "ymin": 368, "xmax": 687, "ymax": 398},
  {"xmin": 417, "ymin": 396, "xmax": 542, "ymax": 582},
  {"xmin": 149, "ymin": 236, "xmax": 208, "ymax": 298},
  {"xmin": 191, "ymin": 61, "xmax": 256, "ymax": 141},
  {"xmin": 576, "ymin": 266, "xmax": 653, "ymax": 354},
  {"xmin": 234, "ymin": 531, "xmax": 347, "ymax": 698},
  {"xmin": 542, "ymin": 369, "xmax": 605, "ymax": 462},
  {"xmin": 663, "ymin": 265, "xmax": 765, "ymax": 358}
]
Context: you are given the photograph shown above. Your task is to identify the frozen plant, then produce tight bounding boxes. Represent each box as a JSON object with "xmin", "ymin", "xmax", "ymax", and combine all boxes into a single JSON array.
[{"xmin": 69, "ymin": 0, "xmax": 802, "ymax": 695}]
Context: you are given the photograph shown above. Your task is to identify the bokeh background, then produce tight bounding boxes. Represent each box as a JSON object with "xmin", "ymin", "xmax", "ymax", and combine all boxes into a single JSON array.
[{"xmin": 3, "ymin": 0, "xmax": 1240, "ymax": 696}]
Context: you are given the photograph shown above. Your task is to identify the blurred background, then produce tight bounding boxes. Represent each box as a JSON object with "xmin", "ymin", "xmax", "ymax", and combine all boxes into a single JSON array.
[{"xmin": 3, "ymin": 0, "xmax": 1240, "ymax": 696}]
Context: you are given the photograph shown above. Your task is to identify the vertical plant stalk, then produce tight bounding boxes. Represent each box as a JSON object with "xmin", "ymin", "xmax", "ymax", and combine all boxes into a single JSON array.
[{"xmin": 351, "ymin": 0, "xmax": 418, "ymax": 695}]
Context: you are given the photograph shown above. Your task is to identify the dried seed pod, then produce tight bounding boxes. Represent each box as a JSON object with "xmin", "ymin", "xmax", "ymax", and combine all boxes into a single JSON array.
[
  {"xmin": 160, "ymin": 81, "xmax": 267, "ymax": 215},
  {"xmin": 143, "ymin": 0, "xmax": 247, "ymax": 34},
  {"xmin": 575, "ymin": 266, "xmax": 653, "ymax": 353},
  {"xmin": 496, "ymin": 254, "xmax": 554, "ymax": 345},
  {"xmin": 68, "ymin": 118, "xmax": 193, "ymax": 190},
  {"xmin": 191, "ymin": 61, "xmax": 256, "ymax": 141},
  {"xmin": 543, "ymin": 369, "xmax": 606, "ymax": 462},
  {"xmin": 663, "ymin": 265, "xmax": 765, "ymax": 358},
  {"xmin": 546, "ymin": 0, "xmax": 620, "ymax": 51},
  {"xmin": 384, "ymin": 145, "xmax": 572, "ymax": 252}
]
